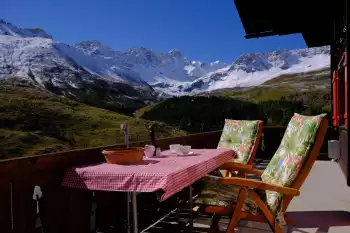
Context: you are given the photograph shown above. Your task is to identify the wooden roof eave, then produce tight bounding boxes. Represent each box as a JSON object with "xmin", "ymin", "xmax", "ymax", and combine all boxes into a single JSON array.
[{"xmin": 233, "ymin": 0, "xmax": 338, "ymax": 47}]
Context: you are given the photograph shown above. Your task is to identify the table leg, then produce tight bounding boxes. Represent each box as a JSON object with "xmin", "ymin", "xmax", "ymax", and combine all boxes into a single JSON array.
[
  {"xmin": 127, "ymin": 192, "xmax": 131, "ymax": 233},
  {"xmin": 189, "ymin": 185, "xmax": 193, "ymax": 232},
  {"xmin": 132, "ymin": 192, "xmax": 139, "ymax": 233}
]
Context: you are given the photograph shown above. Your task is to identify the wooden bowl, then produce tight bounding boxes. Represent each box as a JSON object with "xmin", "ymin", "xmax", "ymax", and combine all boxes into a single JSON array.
[{"xmin": 102, "ymin": 147, "xmax": 144, "ymax": 164}]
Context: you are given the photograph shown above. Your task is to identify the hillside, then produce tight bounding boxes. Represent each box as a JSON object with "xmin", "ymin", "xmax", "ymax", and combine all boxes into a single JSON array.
[
  {"xmin": 0, "ymin": 82, "xmax": 185, "ymax": 159},
  {"xmin": 197, "ymin": 68, "xmax": 330, "ymax": 104}
]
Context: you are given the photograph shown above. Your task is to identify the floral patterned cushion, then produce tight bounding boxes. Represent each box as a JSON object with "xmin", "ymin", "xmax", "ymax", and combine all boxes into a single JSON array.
[
  {"xmin": 217, "ymin": 119, "xmax": 263, "ymax": 164},
  {"xmin": 261, "ymin": 113, "xmax": 326, "ymax": 215},
  {"xmin": 194, "ymin": 175, "xmax": 263, "ymax": 215}
]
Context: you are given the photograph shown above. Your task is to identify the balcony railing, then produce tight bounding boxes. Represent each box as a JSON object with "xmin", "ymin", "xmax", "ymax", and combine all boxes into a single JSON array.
[{"xmin": 0, "ymin": 126, "xmax": 332, "ymax": 233}]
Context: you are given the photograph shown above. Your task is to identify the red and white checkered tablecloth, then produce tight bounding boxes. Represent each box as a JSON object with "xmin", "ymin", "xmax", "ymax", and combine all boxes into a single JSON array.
[{"xmin": 62, "ymin": 149, "xmax": 235, "ymax": 201}]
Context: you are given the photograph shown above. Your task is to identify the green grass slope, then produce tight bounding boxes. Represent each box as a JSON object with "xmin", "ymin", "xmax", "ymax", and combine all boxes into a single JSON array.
[{"xmin": 0, "ymin": 83, "xmax": 185, "ymax": 159}]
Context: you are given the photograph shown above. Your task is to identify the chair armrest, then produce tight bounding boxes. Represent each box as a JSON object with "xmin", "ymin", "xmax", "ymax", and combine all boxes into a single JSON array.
[
  {"xmin": 219, "ymin": 177, "xmax": 300, "ymax": 196},
  {"xmin": 219, "ymin": 162, "xmax": 263, "ymax": 176}
]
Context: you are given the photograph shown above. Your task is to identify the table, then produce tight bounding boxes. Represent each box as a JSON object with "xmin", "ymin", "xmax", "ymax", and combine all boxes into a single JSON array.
[{"xmin": 62, "ymin": 149, "xmax": 235, "ymax": 232}]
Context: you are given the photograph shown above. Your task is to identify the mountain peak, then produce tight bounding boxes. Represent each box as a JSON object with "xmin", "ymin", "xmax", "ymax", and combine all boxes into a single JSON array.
[
  {"xmin": 76, "ymin": 40, "xmax": 103, "ymax": 46},
  {"xmin": 74, "ymin": 40, "xmax": 116, "ymax": 57},
  {"xmin": 0, "ymin": 19, "xmax": 10, "ymax": 25},
  {"xmin": 74, "ymin": 40, "xmax": 109, "ymax": 50},
  {"xmin": 128, "ymin": 47, "xmax": 153, "ymax": 53},
  {"xmin": 0, "ymin": 19, "xmax": 52, "ymax": 39},
  {"xmin": 229, "ymin": 47, "xmax": 330, "ymax": 73},
  {"xmin": 169, "ymin": 48, "xmax": 182, "ymax": 57}
]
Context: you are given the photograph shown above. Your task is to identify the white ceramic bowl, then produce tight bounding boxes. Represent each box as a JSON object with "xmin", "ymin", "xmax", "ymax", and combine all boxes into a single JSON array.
[
  {"xmin": 169, "ymin": 144, "xmax": 181, "ymax": 153},
  {"xmin": 179, "ymin": 145, "xmax": 191, "ymax": 155}
]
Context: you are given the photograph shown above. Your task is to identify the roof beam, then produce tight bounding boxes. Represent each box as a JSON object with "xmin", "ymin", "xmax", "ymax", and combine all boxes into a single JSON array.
[{"xmin": 245, "ymin": 30, "xmax": 300, "ymax": 39}]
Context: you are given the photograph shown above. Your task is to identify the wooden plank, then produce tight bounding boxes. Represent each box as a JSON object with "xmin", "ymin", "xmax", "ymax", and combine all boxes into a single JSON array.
[
  {"xmin": 0, "ymin": 180, "xmax": 12, "ymax": 233},
  {"xmin": 39, "ymin": 186, "xmax": 70, "ymax": 233},
  {"xmin": 11, "ymin": 181, "xmax": 37, "ymax": 233},
  {"xmin": 10, "ymin": 158, "xmax": 44, "ymax": 233}
]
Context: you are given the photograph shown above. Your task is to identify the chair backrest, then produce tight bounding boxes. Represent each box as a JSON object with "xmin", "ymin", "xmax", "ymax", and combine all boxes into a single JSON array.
[
  {"xmin": 217, "ymin": 119, "xmax": 263, "ymax": 164},
  {"xmin": 283, "ymin": 117, "xmax": 328, "ymax": 211},
  {"xmin": 261, "ymin": 113, "xmax": 328, "ymax": 215}
]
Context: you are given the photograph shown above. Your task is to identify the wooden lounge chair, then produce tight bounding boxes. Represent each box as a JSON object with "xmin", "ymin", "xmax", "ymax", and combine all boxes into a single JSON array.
[
  {"xmin": 212, "ymin": 119, "xmax": 263, "ymax": 177},
  {"xmin": 194, "ymin": 113, "xmax": 328, "ymax": 233}
]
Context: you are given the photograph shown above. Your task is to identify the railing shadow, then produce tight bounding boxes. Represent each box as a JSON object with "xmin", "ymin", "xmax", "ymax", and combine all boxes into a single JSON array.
[{"xmin": 288, "ymin": 210, "xmax": 350, "ymax": 233}]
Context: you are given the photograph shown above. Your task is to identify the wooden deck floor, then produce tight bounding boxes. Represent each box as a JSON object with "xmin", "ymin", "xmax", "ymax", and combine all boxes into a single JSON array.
[{"xmin": 141, "ymin": 160, "xmax": 350, "ymax": 233}]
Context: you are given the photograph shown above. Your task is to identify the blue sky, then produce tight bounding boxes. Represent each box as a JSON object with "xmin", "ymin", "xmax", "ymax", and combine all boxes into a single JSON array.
[{"xmin": 2, "ymin": 0, "xmax": 307, "ymax": 62}]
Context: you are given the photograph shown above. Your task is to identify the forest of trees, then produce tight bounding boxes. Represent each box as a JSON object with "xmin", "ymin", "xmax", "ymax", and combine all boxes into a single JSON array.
[{"xmin": 141, "ymin": 96, "xmax": 331, "ymax": 133}]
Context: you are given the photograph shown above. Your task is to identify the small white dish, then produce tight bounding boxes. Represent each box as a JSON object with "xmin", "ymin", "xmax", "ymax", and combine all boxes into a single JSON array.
[
  {"xmin": 176, "ymin": 151, "xmax": 194, "ymax": 156},
  {"xmin": 186, "ymin": 151, "xmax": 194, "ymax": 156}
]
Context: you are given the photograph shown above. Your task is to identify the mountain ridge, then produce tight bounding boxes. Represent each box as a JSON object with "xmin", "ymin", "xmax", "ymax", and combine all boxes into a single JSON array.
[
  {"xmin": 0, "ymin": 19, "xmax": 330, "ymax": 104},
  {"xmin": 0, "ymin": 19, "xmax": 52, "ymax": 39}
]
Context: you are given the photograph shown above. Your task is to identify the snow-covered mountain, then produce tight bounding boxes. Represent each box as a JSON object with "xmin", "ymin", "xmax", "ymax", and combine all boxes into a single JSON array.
[
  {"xmin": 0, "ymin": 19, "xmax": 330, "ymax": 104},
  {"xmin": 73, "ymin": 42, "xmax": 228, "ymax": 84},
  {"xmin": 0, "ymin": 20, "xmax": 229, "ymax": 99},
  {"xmin": 0, "ymin": 20, "xmax": 159, "ymax": 110},
  {"xmin": 153, "ymin": 47, "xmax": 330, "ymax": 96}
]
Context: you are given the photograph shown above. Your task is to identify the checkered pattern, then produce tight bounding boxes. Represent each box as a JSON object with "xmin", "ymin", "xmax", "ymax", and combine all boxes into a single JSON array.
[{"xmin": 62, "ymin": 149, "xmax": 235, "ymax": 201}]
